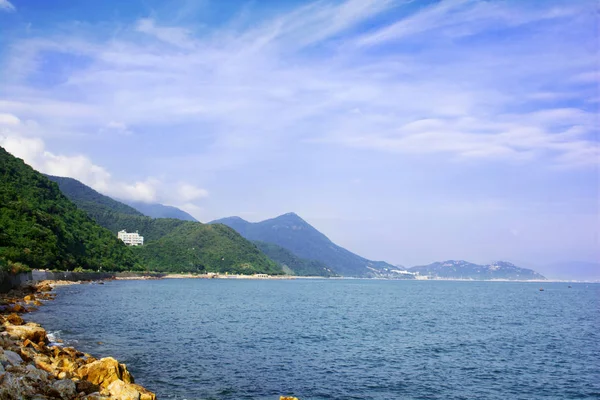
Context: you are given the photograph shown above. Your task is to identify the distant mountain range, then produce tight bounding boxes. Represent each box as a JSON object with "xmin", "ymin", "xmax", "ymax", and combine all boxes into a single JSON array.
[
  {"xmin": 122, "ymin": 200, "xmax": 197, "ymax": 222},
  {"xmin": 408, "ymin": 260, "xmax": 546, "ymax": 280},
  {"xmin": 210, "ymin": 213, "xmax": 400, "ymax": 277}
]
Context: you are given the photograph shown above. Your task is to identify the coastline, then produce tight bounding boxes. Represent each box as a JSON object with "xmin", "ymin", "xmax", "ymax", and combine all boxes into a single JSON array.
[
  {"xmin": 114, "ymin": 273, "xmax": 599, "ymax": 283},
  {"xmin": 0, "ymin": 279, "xmax": 157, "ymax": 399}
]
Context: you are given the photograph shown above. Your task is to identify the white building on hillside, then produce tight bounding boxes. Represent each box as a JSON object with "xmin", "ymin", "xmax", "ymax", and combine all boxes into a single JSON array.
[{"xmin": 117, "ymin": 230, "xmax": 144, "ymax": 246}]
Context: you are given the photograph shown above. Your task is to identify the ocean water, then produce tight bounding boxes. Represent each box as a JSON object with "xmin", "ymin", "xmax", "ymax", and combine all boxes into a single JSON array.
[{"xmin": 28, "ymin": 279, "xmax": 600, "ymax": 400}]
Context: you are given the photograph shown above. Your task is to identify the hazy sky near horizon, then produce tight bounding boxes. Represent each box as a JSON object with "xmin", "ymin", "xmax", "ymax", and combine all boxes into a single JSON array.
[{"xmin": 0, "ymin": 0, "xmax": 598, "ymax": 267}]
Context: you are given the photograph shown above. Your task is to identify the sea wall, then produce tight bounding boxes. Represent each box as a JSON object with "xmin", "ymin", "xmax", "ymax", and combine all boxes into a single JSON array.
[
  {"xmin": 0, "ymin": 271, "xmax": 33, "ymax": 294},
  {"xmin": 0, "ymin": 270, "xmax": 114, "ymax": 293},
  {"xmin": 31, "ymin": 270, "xmax": 115, "ymax": 283}
]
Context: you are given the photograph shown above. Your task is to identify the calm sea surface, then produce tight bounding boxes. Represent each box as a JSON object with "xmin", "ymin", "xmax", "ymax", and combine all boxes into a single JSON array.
[{"xmin": 28, "ymin": 279, "xmax": 600, "ymax": 400}]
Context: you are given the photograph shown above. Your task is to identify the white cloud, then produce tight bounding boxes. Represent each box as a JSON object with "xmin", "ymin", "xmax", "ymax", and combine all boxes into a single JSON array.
[
  {"xmin": 177, "ymin": 183, "xmax": 209, "ymax": 203},
  {"xmin": 135, "ymin": 18, "xmax": 194, "ymax": 48},
  {"xmin": 0, "ymin": 0, "xmax": 15, "ymax": 12},
  {"xmin": 100, "ymin": 121, "xmax": 133, "ymax": 135},
  {"xmin": 0, "ymin": 113, "xmax": 208, "ymax": 204},
  {"xmin": 0, "ymin": 0, "xmax": 597, "ymax": 174},
  {"xmin": 0, "ymin": 113, "xmax": 20, "ymax": 125}
]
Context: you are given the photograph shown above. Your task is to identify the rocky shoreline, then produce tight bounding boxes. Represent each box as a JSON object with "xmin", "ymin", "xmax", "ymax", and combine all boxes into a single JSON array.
[{"xmin": 0, "ymin": 280, "xmax": 156, "ymax": 400}]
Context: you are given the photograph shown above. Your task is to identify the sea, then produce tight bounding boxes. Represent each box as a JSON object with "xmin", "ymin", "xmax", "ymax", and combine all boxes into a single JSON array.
[{"xmin": 27, "ymin": 279, "xmax": 600, "ymax": 400}]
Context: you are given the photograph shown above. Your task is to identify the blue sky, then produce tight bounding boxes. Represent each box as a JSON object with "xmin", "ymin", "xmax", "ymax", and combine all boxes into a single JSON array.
[{"xmin": 0, "ymin": 0, "xmax": 598, "ymax": 267}]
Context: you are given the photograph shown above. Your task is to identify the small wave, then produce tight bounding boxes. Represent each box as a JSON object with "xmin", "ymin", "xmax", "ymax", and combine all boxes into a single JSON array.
[{"xmin": 47, "ymin": 330, "xmax": 64, "ymax": 347}]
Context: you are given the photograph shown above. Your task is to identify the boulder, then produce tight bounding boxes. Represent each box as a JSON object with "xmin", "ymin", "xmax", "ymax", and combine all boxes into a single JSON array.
[
  {"xmin": 8, "ymin": 303, "xmax": 27, "ymax": 313},
  {"xmin": 4, "ymin": 323, "xmax": 47, "ymax": 343},
  {"xmin": 35, "ymin": 356, "xmax": 55, "ymax": 374},
  {"xmin": 25, "ymin": 363, "xmax": 49, "ymax": 381},
  {"xmin": 81, "ymin": 393, "xmax": 111, "ymax": 400},
  {"xmin": 76, "ymin": 380, "xmax": 101, "ymax": 395},
  {"xmin": 106, "ymin": 379, "xmax": 141, "ymax": 400},
  {"xmin": 5, "ymin": 313, "xmax": 24, "ymax": 325},
  {"xmin": 130, "ymin": 384, "xmax": 156, "ymax": 400},
  {"xmin": 54, "ymin": 357, "xmax": 78, "ymax": 374},
  {"xmin": 1, "ymin": 349, "xmax": 23, "ymax": 365},
  {"xmin": 77, "ymin": 357, "xmax": 133, "ymax": 388},
  {"xmin": 0, "ymin": 371, "xmax": 36, "ymax": 398},
  {"xmin": 48, "ymin": 379, "xmax": 77, "ymax": 399}
]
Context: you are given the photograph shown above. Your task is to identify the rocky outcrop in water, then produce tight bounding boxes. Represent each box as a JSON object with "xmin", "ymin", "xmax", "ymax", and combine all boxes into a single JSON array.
[{"xmin": 0, "ymin": 281, "xmax": 156, "ymax": 400}]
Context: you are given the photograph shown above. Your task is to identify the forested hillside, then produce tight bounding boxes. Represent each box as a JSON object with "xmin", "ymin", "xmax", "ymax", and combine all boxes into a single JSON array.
[
  {"xmin": 0, "ymin": 147, "xmax": 139, "ymax": 272},
  {"xmin": 49, "ymin": 174, "xmax": 281, "ymax": 274}
]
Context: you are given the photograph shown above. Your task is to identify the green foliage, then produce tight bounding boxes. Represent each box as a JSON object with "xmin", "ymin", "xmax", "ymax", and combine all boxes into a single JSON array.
[
  {"xmin": 0, "ymin": 147, "xmax": 141, "ymax": 272},
  {"xmin": 132, "ymin": 224, "xmax": 282, "ymax": 274},
  {"xmin": 49, "ymin": 172, "xmax": 283, "ymax": 275},
  {"xmin": 253, "ymin": 241, "xmax": 338, "ymax": 277}
]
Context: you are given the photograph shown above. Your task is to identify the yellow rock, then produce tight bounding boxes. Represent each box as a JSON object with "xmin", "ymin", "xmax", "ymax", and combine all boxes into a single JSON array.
[
  {"xmin": 77, "ymin": 357, "xmax": 133, "ymax": 388},
  {"xmin": 4, "ymin": 323, "xmax": 47, "ymax": 343},
  {"xmin": 131, "ymin": 383, "xmax": 157, "ymax": 400},
  {"xmin": 107, "ymin": 379, "xmax": 141, "ymax": 400}
]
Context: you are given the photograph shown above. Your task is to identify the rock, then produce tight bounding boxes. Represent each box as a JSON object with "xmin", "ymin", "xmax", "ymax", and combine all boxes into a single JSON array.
[
  {"xmin": 38, "ymin": 284, "xmax": 52, "ymax": 292},
  {"xmin": 107, "ymin": 379, "xmax": 141, "ymax": 400},
  {"xmin": 23, "ymin": 295, "xmax": 34, "ymax": 302},
  {"xmin": 48, "ymin": 379, "xmax": 77, "ymax": 399},
  {"xmin": 55, "ymin": 357, "xmax": 78, "ymax": 374},
  {"xmin": 8, "ymin": 303, "xmax": 27, "ymax": 313},
  {"xmin": 35, "ymin": 357, "xmax": 55, "ymax": 374},
  {"xmin": 57, "ymin": 371, "xmax": 71, "ymax": 379},
  {"xmin": 76, "ymin": 380, "xmax": 101, "ymax": 395},
  {"xmin": 0, "ymin": 371, "xmax": 36, "ymax": 398},
  {"xmin": 77, "ymin": 357, "xmax": 133, "ymax": 388},
  {"xmin": 0, "ymin": 363, "xmax": 4, "ymax": 374},
  {"xmin": 280, "ymin": 397, "xmax": 300, "ymax": 400},
  {"xmin": 130, "ymin": 384, "xmax": 156, "ymax": 400},
  {"xmin": 4, "ymin": 323, "xmax": 47, "ymax": 343},
  {"xmin": 1, "ymin": 349, "xmax": 23, "ymax": 365},
  {"xmin": 81, "ymin": 393, "xmax": 111, "ymax": 400},
  {"xmin": 5, "ymin": 313, "xmax": 24, "ymax": 325},
  {"xmin": 25, "ymin": 363, "xmax": 49, "ymax": 381}
]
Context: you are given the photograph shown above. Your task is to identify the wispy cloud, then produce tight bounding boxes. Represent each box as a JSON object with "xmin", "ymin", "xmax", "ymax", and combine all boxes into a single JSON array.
[
  {"xmin": 0, "ymin": 0, "xmax": 15, "ymax": 12},
  {"xmin": 0, "ymin": 113, "xmax": 209, "ymax": 205},
  {"xmin": 0, "ymin": 0, "xmax": 597, "ymax": 211}
]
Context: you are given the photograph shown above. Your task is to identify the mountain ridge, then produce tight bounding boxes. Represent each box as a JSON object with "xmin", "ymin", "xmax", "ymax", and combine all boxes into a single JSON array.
[
  {"xmin": 408, "ymin": 260, "xmax": 546, "ymax": 280},
  {"xmin": 122, "ymin": 200, "xmax": 198, "ymax": 222},
  {"xmin": 210, "ymin": 212, "xmax": 398, "ymax": 277}
]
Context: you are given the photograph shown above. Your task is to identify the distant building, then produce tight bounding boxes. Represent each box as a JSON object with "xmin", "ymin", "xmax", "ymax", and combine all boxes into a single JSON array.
[{"xmin": 117, "ymin": 230, "xmax": 144, "ymax": 246}]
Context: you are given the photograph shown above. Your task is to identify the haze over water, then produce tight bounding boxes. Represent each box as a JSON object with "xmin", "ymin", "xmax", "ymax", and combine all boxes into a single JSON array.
[{"xmin": 29, "ymin": 279, "xmax": 600, "ymax": 400}]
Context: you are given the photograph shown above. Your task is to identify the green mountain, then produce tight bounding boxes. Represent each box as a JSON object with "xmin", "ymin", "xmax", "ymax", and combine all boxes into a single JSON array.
[
  {"xmin": 253, "ymin": 241, "xmax": 337, "ymax": 277},
  {"xmin": 0, "ymin": 147, "xmax": 139, "ymax": 272},
  {"xmin": 48, "ymin": 175, "xmax": 280, "ymax": 274},
  {"xmin": 122, "ymin": 200, "xmax": 198, "ymax": 222},
  {"xmin": 210, "ymin": 213, "xmax": 396, "ymax": 277},
  {"xmin": 408, "ymin": 260, "xmax": 546, "ymax": 280},
  {"xmin": 133, "ymin": 225, "xmax": 282, "ymax": 274}
]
